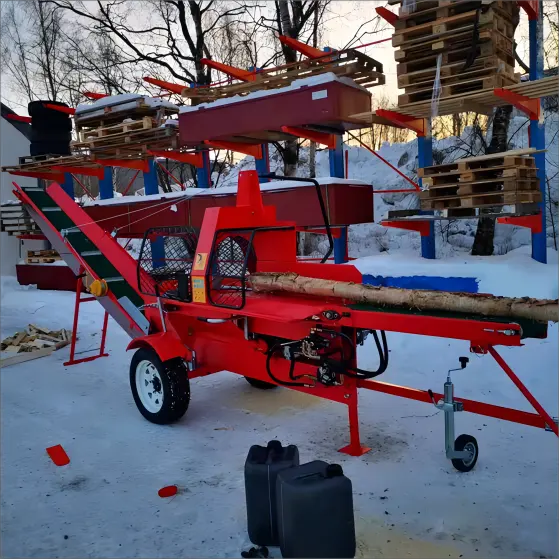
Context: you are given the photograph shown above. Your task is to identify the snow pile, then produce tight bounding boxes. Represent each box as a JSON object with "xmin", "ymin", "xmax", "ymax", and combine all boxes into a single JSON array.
[{"xmin": 75, "ymin": 93, "xmax": 178, "ymax": 118}]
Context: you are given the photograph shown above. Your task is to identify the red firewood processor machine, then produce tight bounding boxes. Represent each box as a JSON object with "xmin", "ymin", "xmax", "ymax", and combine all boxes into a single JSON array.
[{"xmin": 12, "ymin": 167, "xmax": 558, "ymax": 472}]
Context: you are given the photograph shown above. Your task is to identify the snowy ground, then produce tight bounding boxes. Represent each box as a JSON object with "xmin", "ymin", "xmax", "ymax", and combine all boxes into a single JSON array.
[{"xmin": 1, "ymin": 249, "xmax": 557, "ymax": 559}]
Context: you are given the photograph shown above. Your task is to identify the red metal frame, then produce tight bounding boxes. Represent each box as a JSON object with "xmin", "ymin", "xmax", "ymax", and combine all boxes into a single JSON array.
[
  {"xmin": 155, "ymin": 160, "xmax": 185, "ymax": 190},
  {"xmin": 83, "ymin": 91, "xmax": 108, "ymax": 100},
  {"xmin": 518, "ymin": 0, "xmax": 538, "ymax": 20},
  {"xmin": 148, "ymin": 149, "xmax": 203, "ymax": 168},
  {"xmin": 281, "ymin": 126, "xmax": 337, "ymax": 148},
  {"xmin": 278, "ymin": 35, "xmax": 329, "ymax": 59},
  {"xmin": 65, "ymin": 269, "xmax": 110, "ymax": 366},
  {"xmin": 200, "ymin": 58, "xmax": 257, "ymax": 82},
  {"xmin": 121, "ymin": 170, "xmax": 141, "ymax": 196},
  {"xmin": 6, "ymin": 113, "xmax": 32, "ymax": 123},
  {"xmin": 95, "ymin": 158, "xmax": 149, "ymax": 172},
  {"xmin": 143, "ymin": 76, "xmax": 185, "ymax": 94},
  {"xmin": 71, "ymin": 174, "xmax": 95, "ymax": 201},
  {"xmin": 381, "ymin": 219, "xmax": 431, "ymax": 236},
  {"xmin": 203, "ymin": 140, "xmax": 263, "ymax": 159},
  {"xmin": 10, "ymin": 170, "xmax": 65, "ymax": 182},
  {"xmin": 375, "ymin": 109, "xmax": 428, "ymax": 137},
  {"xmin": 493, "ymin": 89, "xmax": 540, "ymax": 120},
  {"xmin": 497, "ymin": 212, "xmax": 543, "ymax": 234},
  {"xmin": 375, "ymin": 6, "xmax": 399, "ymax": 25},
  {"xmin": 43, "ymin": 103, "xmax": 76, "ymax": 116},
  {"xmin": 52, "ymin": 165, "xmax": 105, "ymax": 179}
]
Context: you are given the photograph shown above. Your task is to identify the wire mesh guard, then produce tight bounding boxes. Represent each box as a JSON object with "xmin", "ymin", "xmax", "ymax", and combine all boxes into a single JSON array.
[
  {"xmin": 138, "ymin": 226, "xmax": 199, "ymax": 301},
  {"xmin": 208, "ymin": 233, "xmax": 255, "ymax": 309}
]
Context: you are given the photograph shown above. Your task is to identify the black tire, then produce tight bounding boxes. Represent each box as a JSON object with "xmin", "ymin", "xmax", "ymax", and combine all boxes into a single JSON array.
[
  {"xmin": 30, "ymin": 141, "xmax": 71, "ymax": 157},
  {"xmin": 31, "ymin": 122, "xmax": 73, "ymax": 137},
  {"xmin": 130, "ymin": 348, "xmax": 190, "ymax": 424},
  {"xmin": 451, "ymin": 434, "xmax": 479, "ymax": 472},
  {"xmin": 28, "ymin": 100, "xmax": 70, "ymax": 118},
  {"xmin": 31, "ymin": 129, "xmax": 72, "ymax": 143},
  {"xmin": 245, "ymin": 376, "xmax": 278, "ymax": 390}
]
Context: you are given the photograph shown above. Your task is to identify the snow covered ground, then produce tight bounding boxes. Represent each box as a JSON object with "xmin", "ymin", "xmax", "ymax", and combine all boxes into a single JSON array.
[{"xmin": 1, "ymin": 247, "xmax": 557, "ymax": 558}]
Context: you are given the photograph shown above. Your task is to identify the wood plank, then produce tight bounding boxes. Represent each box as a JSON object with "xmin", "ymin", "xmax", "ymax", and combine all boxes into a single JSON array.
[{"xmin": 0, "ymin": 346, "xmax": 55, "ymax": 368}]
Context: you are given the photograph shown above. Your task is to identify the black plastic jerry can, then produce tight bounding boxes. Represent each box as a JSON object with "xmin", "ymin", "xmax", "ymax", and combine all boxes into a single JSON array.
[
  {"xmin": 244, "ymin": 440, "xmax": 299, "ymax": 546},
  {"xmin": 276, "ymin": 460, "xmax": 356, "ymax": 558}
]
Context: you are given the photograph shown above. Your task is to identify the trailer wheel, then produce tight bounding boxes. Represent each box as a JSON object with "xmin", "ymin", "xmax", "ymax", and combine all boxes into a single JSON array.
[
  {"xmin": 130, "ymin": 348, "xmax": 190, "ymax": 424},
  {"xmin": 244, "ymin": 377, "xmax": 278, "ymax": 390},
  {"xmin": 451, "ymin": 434, "xmax": 479, "ymax": 472}
]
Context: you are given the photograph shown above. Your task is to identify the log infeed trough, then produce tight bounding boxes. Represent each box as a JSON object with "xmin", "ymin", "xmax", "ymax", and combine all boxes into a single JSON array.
[{"xmin": 11, "ymin": 171, "xmax": 558, "ymax": 473}]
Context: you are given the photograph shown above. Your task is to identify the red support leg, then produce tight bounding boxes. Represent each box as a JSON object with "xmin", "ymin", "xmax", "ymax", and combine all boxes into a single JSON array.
[
  {"xmin": 338, "ymin": 382, "xmax": 371, "ymax": 456},
  {"xmin": 99, "ymin": 311, "xmax": 109, "ymax": 356},
  {"xmin": 489, "ymin": 346, "xmax": 558, "ymax": 436},
  {"xmin": 65, "ymin": 272, "xmax": 83, "ymax": 366}
]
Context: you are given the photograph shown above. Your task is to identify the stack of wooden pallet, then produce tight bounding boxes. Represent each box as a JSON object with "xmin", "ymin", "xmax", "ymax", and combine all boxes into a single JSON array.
[
  {"xmin": 390, "ymin": 0, "xmax": 519, "ymax": 108},
  {"xmin": 419, "ymin": 149, "xmax": 541, "ymax": 212},
  {"xmin": 0, "ymin": 203, "xmax": 39, "ymax": 236},
  {"xmin": 26, "ymin": 249, "xmax": 61, "ymax": 264}
]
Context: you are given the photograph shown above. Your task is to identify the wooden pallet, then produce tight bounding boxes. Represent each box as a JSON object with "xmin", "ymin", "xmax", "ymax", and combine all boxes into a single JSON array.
[
  {"xmin": 182, "ymin": 49, "xmax": 384, "ymax": 101},
  {"xmin": 80, "ymin": 116, "xmax": 154, "ymax": 142},
  {"xmin": 392, "ymin": 8, "xmax": 512, "ymax": 48},
  {"xmin": 398, "ymin": 73, "xmax": 516, "ymax": 105},
  {"xmin": 26, "ymin": 249, "xmax": 61, "ymax": 264},
  {"xmin": 421, "ymin": 189, "xmax": 541, "ymax": 210},
  {"xmin": 0, "ymin": 204, "xmax": 38, "ymax": 236},
  {"xmin": 394, "ymin": 0, "xmax": 517, "ymax": 30},
  {"xmin": 387, "ymin": 203, "xmax": 539, "ymax": 219},
  {"xmin": 422, "ymin": 166, "xmax": 538, "ymax": 188}
]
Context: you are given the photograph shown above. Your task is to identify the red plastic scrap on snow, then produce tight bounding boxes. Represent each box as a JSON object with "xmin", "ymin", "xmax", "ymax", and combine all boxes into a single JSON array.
[
  {"xmin": 158, "ymin": 485, "xmax": 178, "ymax": 498},
  {"xmin": 46, "ymin": 444, "xmax": 70, "ymax": 466}
]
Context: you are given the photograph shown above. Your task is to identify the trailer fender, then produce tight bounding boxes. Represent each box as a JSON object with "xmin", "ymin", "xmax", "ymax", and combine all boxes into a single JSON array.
[{"xmin": 127, "ymin": 332, "xmax": 190, "ymax": 363}]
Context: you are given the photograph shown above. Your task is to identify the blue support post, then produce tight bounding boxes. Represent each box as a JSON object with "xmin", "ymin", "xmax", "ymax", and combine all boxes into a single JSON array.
[
  {"xmin": 196, "ymin": 150, "xmax": 212, "ymax": 188},
  {"xmin": 418, "ymin": 132, "xmax": 436, "ymax": 259},
  {"xmin": 529, "ymin": 5, "xmax": 547, "ymax": 264},
  {"xmin": 329, "ymin": 135, "xmax": 348, "ymax": 263},
  {"xmin": 255, "ymin": 143, "xmax": 270, "ymax": 183},
  {"xmin": 98, "ymin": 166, "xmax": 113, "ymax": 200},
  {"xmin": 143, "ymin": 159, "xmax": 159, "ymax": 195},
  {"xmin": 62, "ymin": 173, "xmax": 74, "ymax": 198}
]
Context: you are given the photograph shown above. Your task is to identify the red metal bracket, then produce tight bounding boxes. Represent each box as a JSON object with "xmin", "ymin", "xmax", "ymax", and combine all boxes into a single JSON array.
[
  {"xmin": 278, "ymin": 35, "xmax": 330, "ymax": 59},
  {"xmin": 518, "ymin": 0, "xmax": 538, "ymax": 20},
  {"xmin": 95, "ymin": 158, "xmax": 149, "ymax": 172},
  {"xmin": 43, "ymin": 103, "xmax": 76, "ymax": 116},
  {"xmin": 143, "ymin": 77, "xmax": 185, "ymax": 95},
  {"xmin": 10, "ymin": 170, "xmax": 65, "ymax": 182},
  {"xmin": 83, "ymin": 91, "xmax": 108, "ymax": 100},
  {"xmin": 381, "ymin": 219, "xmax": 431, "ymax": 236},
  {"xmin": 6, "ymin": 113, "xmax": 32, "ymax": 123},
  {"xmin": 376, "ymin": 6, "xmax": 399, "ymax": 25},
  {"xmin": 493, "ymin": 88, "xmax": 540, "ymax": 120},
  {"xmin": 375, "ymin": 109, "xmax": 427, "ymax": 136},
  {"xmin": 281, "ymin": 126, "xmax": 337, "ymax": 148},
  {"xmin": 200, "ymin": 59, "xmax": 257, "ymax": 82},
  {"xmin": 203, "ymin": 140, "xmax": 262, "ymax": 159},
  {"xmin": 52, "ymin": 165, "xmax": 105, "ymax": 179},
  {"xmin": 148, "ymin": 149, "xmax": 203, "ymax": 168},
  {"xmin": 16, "ymin": 233, "xmax": 47, "ymax": 240},
  {"xmin": 497, "ymin": 212, "xmax": 542, "ymax": 234}
]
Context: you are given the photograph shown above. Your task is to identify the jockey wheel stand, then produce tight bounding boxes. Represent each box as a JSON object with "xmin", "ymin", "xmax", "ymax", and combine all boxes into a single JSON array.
[{"xmin": 429, "ymin": 357, "xmax": 479, "ymax": 472}]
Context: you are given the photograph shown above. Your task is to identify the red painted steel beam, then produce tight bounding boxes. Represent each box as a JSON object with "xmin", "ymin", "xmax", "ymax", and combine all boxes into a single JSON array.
[
  {"xmin": 95, "ymin": 158, "xmax": 149, "ymax": 172},
  {"xmin": 52, "ymin": 165, "xmax": 105, "ymax": 179},
  {"xmin": 10, "ymin": 170, "xmax": 65, "ymax": 182},
  {"xmin": 497, "ymin": 212, "xmax": 542, "ymax": 234},
  {"xmin": 375, "ymin": 109, "xmax": 427, "ymax": 136},
  {"xmin": 6, "ymin": 113, "xmax": 32, "ymax": 123},
  {"xmin": 489, "ymin": 346, "xmax": 558, "ymax": 435},
  {"xmin": 121, "ymin": 170, "xmax": 140, "ymax": 196},
  {"xmin": 83, "ymin": 91, "xmax": 108, "ymax": 100},
  {"xmin": 518, "ymin": 0, "xmax": 538, "ymax": 20},
  {"xmin": 357, "ymin": 379, "xmax": 548, "ymax": 430},
  {"xmin": 200, "ymin": 58, "xmax": 257, "ymax": 82},
  {"xmin": 155, "ymin": 161, "xmax": 185, "ymax": 190},
  {"xmin": 43, "ymin": 103, "xmax": 76, "ymax": 115},
  {"xmin": 278, "ymin": 35, "xmax": 330, "ymax": 58},
  {"xmin": 143, "ymin": 76, "xmax": 186, "ymax": 95},
  {"xmin": 493, "ymin": 88, "xmax": 540, "ymax": 120},
  {"xmin": 281, "ymin": 126, "xmax": 337, "ymax": 148},
  {"xmin": 376, "ymin": 6, "xmax": 399, "ymax": 25},
  {"xmin": 148, "ymin": 149, "xmax": 203, "ymax": 168},
  {"xmin": 381, "ymin": 219, "xmax": 431, "ymax": 236},
  {"xmin": 204, "ymin": 140, "xmax": 262, "ymax": 159}
]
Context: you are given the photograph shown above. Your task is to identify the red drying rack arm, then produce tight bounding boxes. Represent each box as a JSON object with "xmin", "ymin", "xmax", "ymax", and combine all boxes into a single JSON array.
[{"xmin": 143, "ymin": 77, "xmax": 185, "ymax": 95}]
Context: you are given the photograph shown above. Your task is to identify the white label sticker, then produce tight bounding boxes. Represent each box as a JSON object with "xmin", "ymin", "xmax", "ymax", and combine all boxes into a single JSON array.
[{"xmin": 312, "ymin": 90, "xmax": 328, "ymax": 100}]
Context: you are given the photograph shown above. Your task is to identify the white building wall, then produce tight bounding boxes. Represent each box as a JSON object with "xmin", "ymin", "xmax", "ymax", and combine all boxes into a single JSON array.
[{"xmin": 0, "ymin": 118, "xmax": 35, "ymax": 276}]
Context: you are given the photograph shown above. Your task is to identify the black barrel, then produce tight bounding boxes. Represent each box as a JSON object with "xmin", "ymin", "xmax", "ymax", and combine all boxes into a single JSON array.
[
  {"xmin": 245, "ymin": 440, "xmax": 299, "ymax": 546},
  {"xmin": 28, "ymin": 100, "xmax": 72, "ymax": 157},
  {"xmin": 276, "ymin": 460, "xmax": 356, "ymax": 558}
]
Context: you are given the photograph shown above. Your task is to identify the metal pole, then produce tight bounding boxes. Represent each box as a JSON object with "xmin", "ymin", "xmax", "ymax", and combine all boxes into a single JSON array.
[
  {"xmin": 329, "ymin": 135, "xmax": 348, "ymax": 264},
  {"xmin": 143, "ymin": 159, "xmax": 159, "ymax": 195},
  {"xmin": 98, "ymin": 166, "xmax": 114, "ymax": 200},
  {"xmin": 528, "ymin": 2, "xmax": 547, "ymax": 264},
  {"xmin": 196, "ymin": 150, "xmax": 212, "ymax": 188},
  {"xmin": 255, "ymin": 143, "xmax": 270, "ymax": 183},
  {"xmin": 62, "ymin": 173, "xmax": 75, "ymax": 198},
  {"xmin": 418, "ymin": 129, "xmax": 436, "ymax": 259}
]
